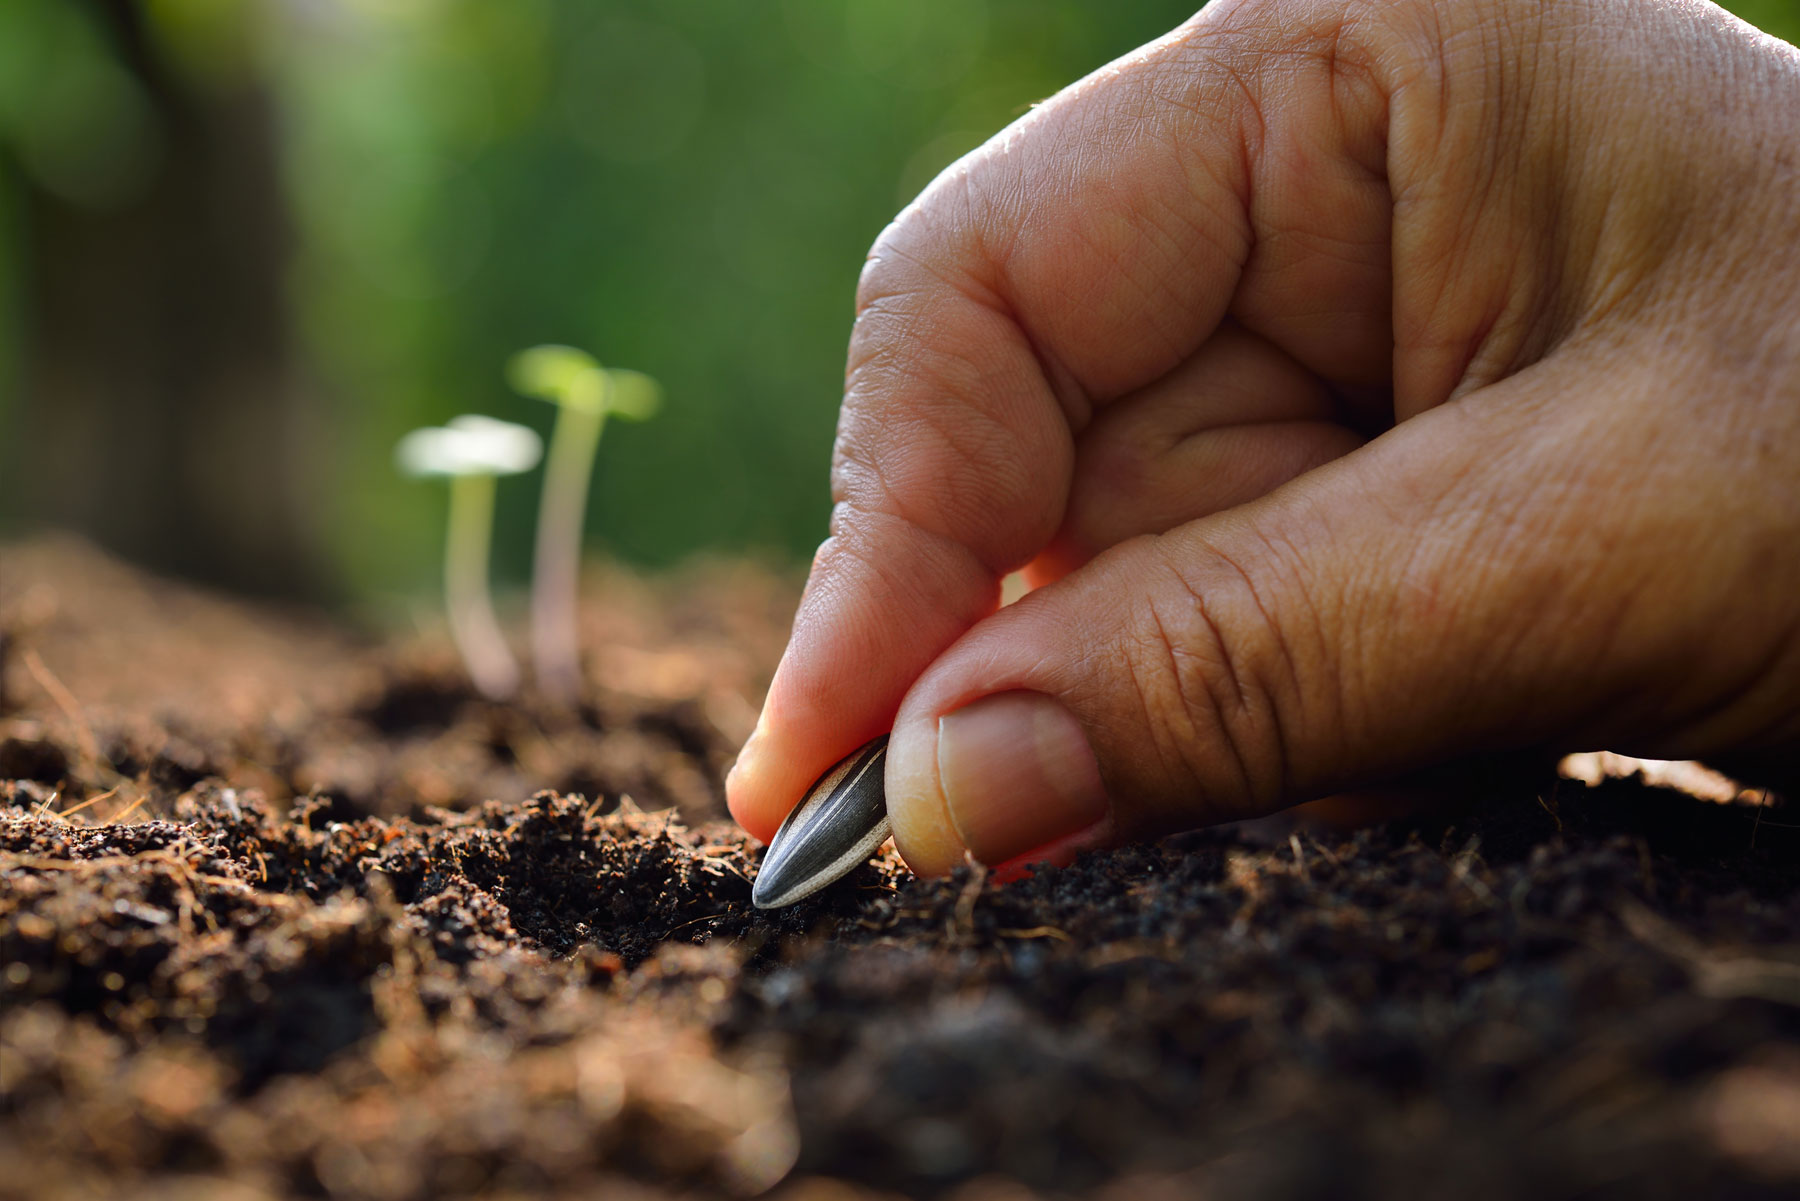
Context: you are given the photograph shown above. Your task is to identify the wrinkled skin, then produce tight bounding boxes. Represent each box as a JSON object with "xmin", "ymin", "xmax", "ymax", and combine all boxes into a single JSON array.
[{"xmin": 729, "ymin": 0, "xmax": 1800, "ymax": 875}]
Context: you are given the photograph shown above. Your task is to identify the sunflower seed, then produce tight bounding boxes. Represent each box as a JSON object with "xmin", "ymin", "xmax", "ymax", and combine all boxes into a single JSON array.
[{"xmin": 752, "ymin": 736, "xmax": 890, "ymax": 909}]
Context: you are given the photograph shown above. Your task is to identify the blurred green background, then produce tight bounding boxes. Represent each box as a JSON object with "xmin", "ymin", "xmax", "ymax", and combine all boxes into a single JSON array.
[{"xmin": 0, "ymin": 0, "xmax": 1794, "ymax": 609}]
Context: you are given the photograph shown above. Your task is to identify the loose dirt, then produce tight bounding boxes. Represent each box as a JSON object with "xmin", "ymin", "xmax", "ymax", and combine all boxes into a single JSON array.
[{"xmin": 3, "ymin": 537, "xmax": 1798, "ymax": 1201}]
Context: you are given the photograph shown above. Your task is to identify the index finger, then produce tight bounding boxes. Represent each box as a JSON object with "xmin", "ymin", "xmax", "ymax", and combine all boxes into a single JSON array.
[{"xmin": 725, "ymin": 0, "xmax": 1389, "ymax": 839}]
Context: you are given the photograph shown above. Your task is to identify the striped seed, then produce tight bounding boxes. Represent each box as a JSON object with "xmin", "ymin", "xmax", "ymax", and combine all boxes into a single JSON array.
[{"xmin": 751, "ymin": 736, "xmax": 891, "ymax": 909}]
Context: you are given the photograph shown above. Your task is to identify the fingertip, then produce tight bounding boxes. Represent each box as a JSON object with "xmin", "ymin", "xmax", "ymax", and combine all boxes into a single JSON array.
[
  {"xmin": 725, "ymin": 724, "xmax": 796, "ymax": 845},
  {"xmin": 889, "ymin": 689, "xmax": 1115, "ymax": 877},
  {"xmin": 734, "ymin": 526, "xmax": 1008, "ymax": 857},
  {"xmin": 886, "ymin": 716, "xmax": 970, "ymax": 876}
]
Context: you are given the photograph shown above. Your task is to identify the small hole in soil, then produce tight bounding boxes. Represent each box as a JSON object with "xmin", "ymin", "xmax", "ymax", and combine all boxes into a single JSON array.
[
  {"xmin": 555, "ymin": 772, "xmax": 617, "ymax": 814},
  {"xmin": 637, "ymin": 707, "xmax": 716, "ymax": 760},
  {"xmin": 291, "ymin": 790, "xmax": 375, "ymax": 826},
  {"xmin": 148, "ymin": 738, "xmax": 216, "ymax": 792},
  {"xmin": 0, "ymin": 735, "xmax": 69, "ymax": 784},
  {"xmin": 358, "ymin": 676, "xmax": 479, "ymax": 734}
]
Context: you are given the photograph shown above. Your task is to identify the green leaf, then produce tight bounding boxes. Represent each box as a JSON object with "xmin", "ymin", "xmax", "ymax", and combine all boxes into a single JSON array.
[
  {"xmin": 507, "ymin": 344, "xmax": 604, "ymax": 411},
  {"xmin": 604, "ymin": 368, "xmax": 662, "ymax": 421}
]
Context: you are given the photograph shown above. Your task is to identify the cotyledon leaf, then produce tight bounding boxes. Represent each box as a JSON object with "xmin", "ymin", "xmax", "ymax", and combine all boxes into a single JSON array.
[{"xmin": 751, "ymin": 737, "xmax": 890, "ymax": 909}]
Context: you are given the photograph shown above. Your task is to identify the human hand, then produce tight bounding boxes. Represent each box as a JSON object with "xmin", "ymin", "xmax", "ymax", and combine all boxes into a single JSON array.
[{"xmin": 728, "ymin": 0, "xmax": 1800, "ymax": 875}]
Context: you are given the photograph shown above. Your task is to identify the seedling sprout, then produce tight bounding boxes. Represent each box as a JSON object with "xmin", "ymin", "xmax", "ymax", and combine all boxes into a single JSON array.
[
  {"xmin": 508, "ymin": 345, "xmax": 662, "ymax": 704},
  {"xmin": 396, "ymin": 415, "xmax": 543, "ymax": 700}
]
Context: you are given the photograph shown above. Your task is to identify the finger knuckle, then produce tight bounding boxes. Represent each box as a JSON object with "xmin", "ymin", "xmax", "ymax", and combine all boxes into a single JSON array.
[
  {"xmin": 1118, "ymin": 537, "xmax": 1308, "ymax": 821},
  {"xmin": 829, "ymin": 378, "xmax": 1047, "ymax": 571}
]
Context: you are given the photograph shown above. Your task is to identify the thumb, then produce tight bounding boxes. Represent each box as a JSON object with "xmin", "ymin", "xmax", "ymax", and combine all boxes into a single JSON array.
[{"xmin": 884, "ymin": 362, "xmax": 1710, "ymax": 876}]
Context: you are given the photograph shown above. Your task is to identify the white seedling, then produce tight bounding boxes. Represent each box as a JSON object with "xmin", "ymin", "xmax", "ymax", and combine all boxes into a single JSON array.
[
  {"xmin": 396, "ymin": 415, "xmax": 543, "ymax": 700},
  {"xmin": 508, "ymin": 345, "xmax": 661, "ymax": 704}
]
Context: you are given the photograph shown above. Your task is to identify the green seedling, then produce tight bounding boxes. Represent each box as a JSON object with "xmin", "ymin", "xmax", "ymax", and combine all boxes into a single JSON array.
[
  {"xmin": 396, "ymin": 415, "xmax": 543, "ymax": 700},
  {"xmin": 508, "ymin": 345, "xmax": 661, "ymax": 704}
]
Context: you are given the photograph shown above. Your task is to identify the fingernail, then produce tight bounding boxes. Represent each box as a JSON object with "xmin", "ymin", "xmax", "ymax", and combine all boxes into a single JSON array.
[
  {"xmin": 935, "ymin": 691, "xmax": 1109, "ymax": 866},
  {"xmin": 886, "ymin": 716, "xmax": 968, "ymax": 877}
]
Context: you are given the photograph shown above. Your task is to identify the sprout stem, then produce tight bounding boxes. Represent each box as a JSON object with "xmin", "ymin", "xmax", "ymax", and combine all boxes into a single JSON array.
[
  {"xmin": 530, "ymin": 374, "xmax": 608, "ymax": 704},
  {"xmin": 446, "ymin": 471, "xmax": 520, "ymax": 700}
]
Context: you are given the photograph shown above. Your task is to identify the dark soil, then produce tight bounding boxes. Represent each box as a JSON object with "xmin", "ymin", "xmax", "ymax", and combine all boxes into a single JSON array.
[{"xmin": 4, "ymin": 536, "xmax": 1799, "ymax": 1201}]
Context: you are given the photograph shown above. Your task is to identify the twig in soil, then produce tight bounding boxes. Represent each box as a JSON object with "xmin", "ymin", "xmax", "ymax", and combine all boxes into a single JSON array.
[
  {"xmin": 2, "ymin": 852, "xmax": 96, "ymax": 872},
  {"xmin": 694, "ymin": 855, "xmax": 750, "ymax": 883},
  {"xmin": 996, "ymin": 926, "xmax": 1070, "ymax": 942},
  {"xmin": 1088, "ymin": 939, "xmax": 1180, "ymax": 968},
  {"xmin": 105, "ymin": 793, "xmax": 149, "ymax": 825},
  {"xmin": 1743, "ymin": 790, "xmax": 1800, "ymax": 832},
  {"xmin": 1289, "ymin": 834, "xmax": 1310, "ymax": 882},
  {"xmin": 663, "ymin": 911, "xmax": 732, "ymax": 936},
  {"xmin": 1619, "ymin": 903, "xmax": 1800, "ymax": 1008},
  {"xmin": 1536, "ymin": 782, "xmax": 1564, "ymax": 833},
  {"xmin": 950, "ymin": 856, "xmax": 988, "ymax": 943},
  {"xmin": 19, "ymin": 648, "xmax": 114, "ymax": 779},
  {"xmin": 1450, "ymin": 847, "xmax": 1497, "ymax": 908},
  {"xmin": 4, "ymin": 850, "xmax": 158, "ymax": 873},
  {"xmin": 0, "ymin": 848, "xmax": 236, "ymax": 889},
  {"xmin": 55, "ymin": 786, "xmax": 120, "ymax": 821}
]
